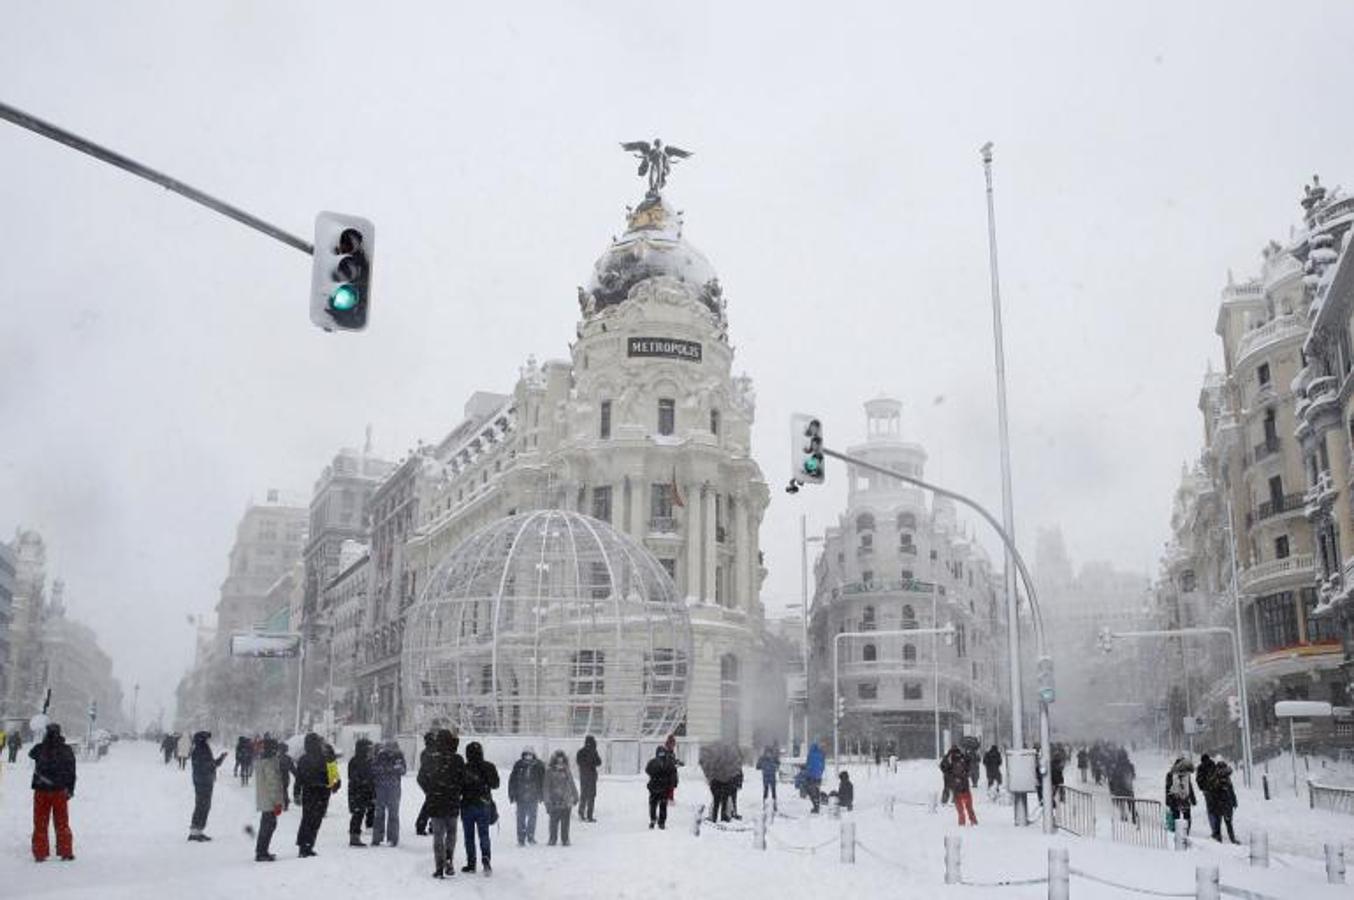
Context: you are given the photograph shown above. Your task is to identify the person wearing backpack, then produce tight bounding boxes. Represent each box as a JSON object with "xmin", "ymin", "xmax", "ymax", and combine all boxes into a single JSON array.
[
  {"xmin": 645, "ymin": 746, "xmax": 678, "ymax": 829},
  {"xmin": 1203, "ymin": 761, "xmax": 1239, "ymax": 844},
  {"xmin": 1164, "ymin": 757, "xmax": 1197, "ymax": 836},
  {"xmin": 460, "ymin": 741, "xmax": 499, "ymax": 874}
]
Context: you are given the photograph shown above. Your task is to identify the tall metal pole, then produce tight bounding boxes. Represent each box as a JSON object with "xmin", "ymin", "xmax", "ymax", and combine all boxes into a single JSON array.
[
  {"xmin": 293, "ymin": 638, "xmax": 307, "ymax": 736},
  {"xmin": 1223, "ymin": 492, "xmax": 1256, "ymax": 786},
  {"xmin": 981, "ymin": 142, "xmax": 1028, "ymax": 827},
  {"xmin": 131, "ymin": 683, "xmax": 140, "ymax": 737},
  {"xmin": 801, "ymin": 514, "xmax": 811, "ymax": 754},
  {"xmin": 933, "ymin": 587, "xmax": 941, "ymax": 758}
]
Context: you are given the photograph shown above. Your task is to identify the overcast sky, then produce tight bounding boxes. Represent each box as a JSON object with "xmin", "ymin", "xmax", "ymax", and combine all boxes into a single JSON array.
[{"xmin": 4, "ymin": 1, "xmax": 1352, "ymax": 724}]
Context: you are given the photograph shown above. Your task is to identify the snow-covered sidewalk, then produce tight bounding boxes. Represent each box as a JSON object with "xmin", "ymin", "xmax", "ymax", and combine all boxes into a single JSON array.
[{"xmin": 1, "ymin": 743, "xmax": 1348, "ymax": 898}]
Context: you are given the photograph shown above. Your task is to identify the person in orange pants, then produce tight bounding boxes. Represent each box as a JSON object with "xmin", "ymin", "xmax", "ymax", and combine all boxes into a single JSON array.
[
  {"xmin": 30, "ymin": 722, "xmax": 77, "ymax": 861},
  {"xmin": 940, "ymin": 745, "xmax": 978, "ymax": 826}
]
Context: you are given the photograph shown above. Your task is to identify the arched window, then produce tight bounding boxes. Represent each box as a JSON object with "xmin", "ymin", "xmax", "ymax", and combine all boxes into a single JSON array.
[
  {"xmin": 902, "ymin": 644, "xmax": 916, "ymax": 668},
  {"xmin": 902, "ymin": 605, "xmax": 916, "ymax": 629},
  {"xmin": 862, "ymin": 606, "xmax": 876, "ymax": 631},
  {"xmin": 862, "ymin": 643, "xmax": 877, "ymax": 662},
  {"xmin": 897, "ymin": 511, "xmax": 917, "ymax": 530},
  {"xmin": 856, "ymin": 512, "xmax": 876, "ymax": 532}
]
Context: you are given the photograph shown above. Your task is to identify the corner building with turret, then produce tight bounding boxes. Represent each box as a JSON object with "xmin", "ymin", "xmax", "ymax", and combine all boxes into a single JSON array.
[{"xmin": 355, "ymin": 185, "xmax": 779, "ymax": 748}]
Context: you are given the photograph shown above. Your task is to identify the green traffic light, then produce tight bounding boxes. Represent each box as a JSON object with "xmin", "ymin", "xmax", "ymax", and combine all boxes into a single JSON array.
[
  {"xmin": 804, "ymin": 457, "xmax": 820, "ymax": 474},
  {"xmin": 330, "ymin": 285, "xmax": 359, "ymax": 312}
]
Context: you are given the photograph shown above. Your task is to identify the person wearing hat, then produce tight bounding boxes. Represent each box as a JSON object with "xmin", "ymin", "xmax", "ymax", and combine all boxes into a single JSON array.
[
  {"xmin": 253, "ymin": 736, "xmax": 286, "ymax": 861},
  {"xmin": 30, "ymin": 722, "xmax": 77, "ymax": 861},
  {"xmin": 187, "ymin": 731, "xmax": 228, "ymax": 841}
]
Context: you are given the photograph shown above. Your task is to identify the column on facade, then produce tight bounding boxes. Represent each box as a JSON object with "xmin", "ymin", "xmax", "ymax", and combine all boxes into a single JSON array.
[
  {"xmin": 733, "ymin": 493, "xmax": 750, "ymax": 612},
  {"xmin": 685, "ymin": 481, "xmax": 702, "ymax": 603},
  {"xmin": 627, "ymin": 474, "xmax": 645, "ymax": 542},
  {"xmin": 703, "ymin": 486, "xmax": 717, "ymax": 604}
]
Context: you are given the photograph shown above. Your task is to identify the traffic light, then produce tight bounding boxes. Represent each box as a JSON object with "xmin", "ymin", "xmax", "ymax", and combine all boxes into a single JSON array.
[
  {"xmin": 1227, "ymin": 695, "xmax": 1242, "ymax": 723},
  {"xmin": 311, "ymin": 212, "xmax": 374, "ymax": 331},
  {"xmin": 1096, "ymin": 626, "xmax": 1114, "ymax": 653},
  {"xmin": 836, "ymin": 695, "xmax": 846, "ymax": 721},
  {"xmin": 790, "ymin": 413, "xmax": 825, "ymax": 488},
  {"xmin": 1036, "ymin": 655, "xmax": 1055, "ymax": 704}
]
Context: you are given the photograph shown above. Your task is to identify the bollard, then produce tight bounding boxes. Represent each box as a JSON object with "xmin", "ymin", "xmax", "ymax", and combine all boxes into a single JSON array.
[
  {"xmin": 829, "ymin": 795, "xmax": 841, "ymax": 819},
  {"xmin": 1195, "ymin": 865, "xmax": 1220, "ymax": 900},
  {"xmin": 840, "ymin": 820, "xmax": 855, "ymax": 864},
  {"xmin": 1047, "ymin": 847, "xmax": 1070, "ymax": 900},
  {"xmin": 885, "ymin": 794, "xmax": 896, "ymax": 820},
  {"xmin": 1262, "ymin": 773, "xmax": 1270, "ymax": 801},
  {"xmin": 1173, "ymin": 821, "xmax": 1189, "ymax": 852},
  {"xmin": 692, "ymin": 807, "xmax": 704, "ymax": 837},
  {"xmin": 944, "ymin": 835, "xmax": 962, "ymax": 884},
  {"xmin": 753, "ymin": 811, "xmax": 766, "ymax": 851},
  {"xmin": 1248, "ymin": 830, "xmax": 1269, "ymax": 868},
  {"xmin": 1326, "ymin": 843, "xmax": 1346, "ymax": 884}
]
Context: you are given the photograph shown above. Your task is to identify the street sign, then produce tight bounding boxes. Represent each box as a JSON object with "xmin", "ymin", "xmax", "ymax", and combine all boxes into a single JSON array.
[
  {"xmin": 1274, "ymin": 700, "xmax": 1333, "ymax": 718},
  {"xmin": 1182, "ymin": 714, "xmax": 1207, "ymax": 735},
  {"xmin": 230, "ymin": 632, "xmax": 301, "ymax": 658}
]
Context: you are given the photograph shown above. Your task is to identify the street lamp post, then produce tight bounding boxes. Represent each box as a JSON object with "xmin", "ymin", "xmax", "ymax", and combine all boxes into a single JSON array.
[
  {"xmin": 834, "ymin": 625, "xmax": 955, "ymax": 764},
  {"xmin": 1222, "ymin": 492, "xmax": 1256, "ymax": 787},
  {"xmin": 801, "ymin": 515, "xmax": 824, "ymax": 754}
]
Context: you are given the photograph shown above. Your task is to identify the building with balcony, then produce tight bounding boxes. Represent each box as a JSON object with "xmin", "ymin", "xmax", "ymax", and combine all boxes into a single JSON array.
[
  {"xmin": 806, "ymin": 397, "xmax": 1008, "ymax": 758},
  {"xmin": 214, "ymin": 490, "xmax": 309, "ymax": 647}
]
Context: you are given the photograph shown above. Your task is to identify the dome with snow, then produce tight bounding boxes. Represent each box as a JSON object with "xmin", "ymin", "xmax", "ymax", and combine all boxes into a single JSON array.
[
  {"xmin": 584, "ymin": 194, "xmax": 723, "ymax": 318},
  {"xmin": 402, "ymin": 510, "xmax": 692, "ymax": 738}
]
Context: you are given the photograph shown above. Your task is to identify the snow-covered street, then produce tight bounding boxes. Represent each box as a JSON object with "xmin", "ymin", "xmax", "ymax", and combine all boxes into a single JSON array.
[{"xmin": 2, "ymin": 742, "xmax": 1349, "ymax": 899}]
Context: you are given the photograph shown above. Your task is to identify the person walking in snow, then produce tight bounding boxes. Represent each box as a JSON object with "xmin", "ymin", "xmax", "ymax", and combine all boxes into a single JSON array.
[
  {"xmin": 371, "ymin": 739, "xmax": 405, "ymax": 846},
  {"xmin": 1202, "ymin": 760, "xmax": 1239, "ymax": 844},
  {"xmin": 418, "ymin": 729, "xmax": 466, "ymax": 879},
  {"xmin": 187, "ymin": 731, "xmax": 228, "ymax": 842},
  {"xmin": 294, "ymin": 733, "xmax": 331, "ymax": 858},
  {"xmin": 460, "ymin": 740, "xmax": 499, "ymax": 874},
  {"xmin": 235, "ymin": 735, "xmax": 255, "ymax": 784},
  {"xmin": 803, "ymin": 741, "xmax": 826, "ymax": 814},
  {"xmin": 756, "ymin": 745, "xmax": 780, "ymax": 811},
  {"xmin": 414, "ymin": 731, "xmax": 436, "ymax": 835},
  {"xmin": 1076, "ymin": 747, "xmax": 1089, "ymax": 784},
  {"xmin": 253, "ymin": 736, "xmax": 285, "ymax": 862},
  {"xmin": 1165, "ymin": 757, "xmax": 1197, "ymax": 836},
  {"xmin": 174, "ymin": 730, "xmax": 189, "ymax": 770},
  {"xmin": 941, "ymin": 745, "xmax": 977, "ymax": 826},
  {"xmin": 6, "ymin": 727, "xmax": 20, "ymax": 765},
  {"xmin": 576, "ymin": 735, "xmax": 602, "ymax": 823},
  {"xmin": 543, "ymin": 749, "xmax": 579, "ymax": 846},
  {"xmin": 347, "ymin": 737, "xmax": 375, "ymax": 846},
  {"xmin": 982, "ymin": 745, "xmax": 1003, "ymax": 792},
  {"xmin": 508, "ymin": 747, "xmax": 546, "ymax": 846},
  {"xmin": 30, "ymin": 722, "xmax": 76, "ymax": 862},
  {"xmin": 646, "ymin": 745, "xmax": 678, "ymax": 829}
]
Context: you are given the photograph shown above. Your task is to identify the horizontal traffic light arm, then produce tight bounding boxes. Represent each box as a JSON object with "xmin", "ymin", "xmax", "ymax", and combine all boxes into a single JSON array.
[{"xmin": 0, "ymin": 99, "xmax": 314, "ymax": 256}]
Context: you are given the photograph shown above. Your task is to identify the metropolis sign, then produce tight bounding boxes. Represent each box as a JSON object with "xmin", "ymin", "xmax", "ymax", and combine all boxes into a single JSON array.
[{"xmin": 627, "ymin": 337, "xmax": 702, "ymax": 362}]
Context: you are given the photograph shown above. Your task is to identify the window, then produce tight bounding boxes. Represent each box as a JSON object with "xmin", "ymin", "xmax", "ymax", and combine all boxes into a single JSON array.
[
  {"xmin": 859, "ymin": 532, "xmax": 873, "ymax": 551},
  {"xmin": 715, "ymin": 564, "xmax": 727, "ymax": 606},
  {"xmin": 856, "ymin": 512, "xmax": 876, "ymax": 532},
  {"xmin": 862, "ymin": 606, "xmax": 876, "ymax": 630},
  {"xmin": 897, "ymin": 511, "xmax": 917, "ymax": 530},
  {"xmin": 1303, "ymin": 588, "xmax": 1340, "ymax": 643},
  {"xmin": 650, "ymin": 483, "xmax": 676, "ymax": 529},
  {"xmin": 591, "ymin": 485, "xmax": 612, "ymax": 523},
  {"xmin": 901, "ymin": 569, "xmax": 914, "ymax": 583},
  {"xmin": 862, "ymin": 570, "xmax": 874, "ymax": 588},
  {"xmin": 902, "ymin": 605, "xmax": 916, "ymax": 629},
  {"xmin": 955, "ymin": 623, "xmax": 967, "ymax": 658},
  {"xmin": 710, "ymin": 409, "xmax": 720, "ymax": 435},
  {"xmin": 1274, "ymin": 535, "xmax": 1290, "ymax": 560},
  {"xmin": 599, "ymin": 400, "xmax": 612, "ymax": 439},
  {"xmin": 1257, "ymin": 362, "xmax": 1271, "ymax": 386},
  {"xmin": 904, "ymin": 682, "xmax": 923, "ymax": 700},
  {"xmin": 643, "ymin": 648, "xmax": 688, "ymax": 733},
  {"xmin": 902, "ymin": 644, "xmax": 916, "ymax": 668},
  {"xmin": 1180, "ymin": 570, "xmax": 1196, "ymax": 593},
  {"xmin": 862, "ymin": 643, "xmax": 877, "ymax": 662},
  {"xmin": 589, "ymin": 561, "xmax": 611, "ymax": 600},
  {"xmin": 569, "ymin": 650, "xmax": 606, "ymax": 734},
  {"xmin": 857, "ymin": 682, "xmax": 878, "ymax": 700},
  {"xmin": 1256, "ymin": 593, "xmax": 1299, "ymax": 651},
  {"xmin": 658, "ymin": 558, "xmax": 677, "ymax": 580},
  {"xmin": 658, "ymin": 398, "xmax": 675, "ymax": 436}
]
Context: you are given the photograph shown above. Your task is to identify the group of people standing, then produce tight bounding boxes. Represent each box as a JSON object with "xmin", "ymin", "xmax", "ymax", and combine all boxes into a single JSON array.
[{"xmin": 1164, "ymin": 754, "xmax": 1240, "ymax": 843}]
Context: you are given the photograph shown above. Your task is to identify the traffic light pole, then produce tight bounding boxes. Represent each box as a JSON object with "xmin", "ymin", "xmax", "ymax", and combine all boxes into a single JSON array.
[
  {"xmin": 0, "ymin": 100, "xmax": 314, "ymax": 255},
  {"xmin": 1222, "ymin": 492, "xmax": 1256, "ymax": 788},
  {"xmin": 821, "ymin": 446, "xmax": 1055, "ymax": 834},
  {"xmin": 1100, "ymin": 625, "xmax": 1253, "ymax": 784}
]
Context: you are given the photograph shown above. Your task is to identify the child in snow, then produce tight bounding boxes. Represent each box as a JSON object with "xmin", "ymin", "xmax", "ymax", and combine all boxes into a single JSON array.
[{"xmin": 543, "ymin": 750, "xmax": 579, "ymax": 846}]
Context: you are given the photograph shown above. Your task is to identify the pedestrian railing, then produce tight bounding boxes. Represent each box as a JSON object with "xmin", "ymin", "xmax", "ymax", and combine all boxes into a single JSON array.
[
  {"xmin": 1110, "ymin": 796, "xmax": 1169, "ymax": 850},
  {"xmin": 1054, "ymin": 785, "xmax": 1096, "ymax": 837},
  {"xmin": 1308, "ymin": 780, "xmax": 1354, "ymax": 815}
]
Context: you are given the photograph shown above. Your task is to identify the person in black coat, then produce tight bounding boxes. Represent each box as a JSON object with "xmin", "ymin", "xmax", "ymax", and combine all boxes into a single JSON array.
[
  {"xmin": 414, "ymin": 731, "xmax": 436, "ymax": 836},
  {"xmin": 347, "ymin": 738, "xmax": 375, "ymax": 846},
  {"xmin": 187, "ymin": 731, "xmax": 228, "ymax": 841},
  {"xmin": 576, "ymin": 735, "xmax": 602, "ymax": 823},
  {"xmin": 418, "ymin": 729, "xmax": 465, "ymax": 878},
  {"xmin": 30, "ymin": 723, "xmax": 77, "ymax": 861},
  {"xmin": 508, "ymin": 747, "xmax": 546, "ymax": 846},
  {"xmin": 1202, "ymin": 761, "xmax": 1239, "ymax": 844},
  {"xmin": 460, "ymin": 741, "xmax": 499, "ymax": 874},
  {"xmin": 294, "ymin": 733, "xmax": 330, "ymax": 857},
  {"xmin": 830, "ymin": 771, "xmax": 854, "ymax": 811},
  {"xmin": 982, "ymin": 745, "xmax": 1003, "ymax": 791},
  {"xmin": 277, "ymin": 743, "xmax": 295, "ymax": 811},
  {"xmin": 645, "ymin": 745, "xmax": 679, "ymax": 829}
]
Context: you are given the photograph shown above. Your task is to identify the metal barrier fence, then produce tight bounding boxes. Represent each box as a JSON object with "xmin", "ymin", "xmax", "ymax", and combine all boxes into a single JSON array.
[
  {"xmin": 1110, "ymin": 796, "xmax": 1169, "ymax": 849},
  {"xmin": 1308, "ymin": 781, "xmax": 1354, "ymax": 815},
  {"xmin": 1054, "ymin": 785, "xmax": 1096, "ymax": 837}
]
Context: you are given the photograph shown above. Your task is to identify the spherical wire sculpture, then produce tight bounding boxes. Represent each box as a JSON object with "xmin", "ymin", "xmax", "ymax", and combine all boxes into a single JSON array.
[{"xmin": 403, "ymin": 510, "xmax": 692, "ymax": 738}]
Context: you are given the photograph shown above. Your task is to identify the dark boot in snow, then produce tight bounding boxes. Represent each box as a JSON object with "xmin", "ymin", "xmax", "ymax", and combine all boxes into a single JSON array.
[
  {"xmin": 462, "ymin": 863, "xmax": 476, "ymax": 873},
  {"xmin": 349, "ymin": 834, "xmax": 366, "ymax": 847},
  {"xmin": 483, "ymin": 860, "xmax": 492, "ymax": 876}
]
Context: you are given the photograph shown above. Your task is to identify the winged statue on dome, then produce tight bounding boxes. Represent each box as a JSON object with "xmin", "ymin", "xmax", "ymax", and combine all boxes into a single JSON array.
[{"xmin": 621, "ymin": 138, "xmax": 692, "ymax": 194}]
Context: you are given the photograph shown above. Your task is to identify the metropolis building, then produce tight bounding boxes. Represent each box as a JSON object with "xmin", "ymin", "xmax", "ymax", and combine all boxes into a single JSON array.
[{"xmin": 354, "ymin": 170, "xmax": 780, "ymax": 747}]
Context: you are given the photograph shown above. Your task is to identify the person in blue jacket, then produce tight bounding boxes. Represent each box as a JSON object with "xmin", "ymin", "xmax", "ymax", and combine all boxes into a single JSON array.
[
  {"xmin": 803, "ymin": 742, "xmax": 825, "ymax": 813},
  {"xmin": 755, "ymin": 746, "xmax": 780, "ymax": 811}
]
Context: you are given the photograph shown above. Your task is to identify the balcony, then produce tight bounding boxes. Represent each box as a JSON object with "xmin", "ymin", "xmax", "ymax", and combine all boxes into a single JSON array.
[
  {"xmin": 899, "ymin": 543, "xmax": 918, "ymax": 556},
  {"xmin": 1305, "ymin": 375, "xmax": 1340, "ymax": 423},
  {"xmin": 1251, "ymin": 435, "xmax": 1281, "ymax": 464},
  {"xmin": 1304, "ymin": 471, "xmax": 1338, "ymax": 517},
  {"xmin": 1239, "ymin": 553, "xmax": 1314, "ymax": 593},
  {"xmin": 857, "ymin": 544, "xmax": 874, "ymax": 557},
  {"xmin": 1254, "ymin": 492, "xmax": 1305, "ymax": 523},
  {"xmin": 649, "ymin": 516, "xmax": 678, "ymax": 534}
]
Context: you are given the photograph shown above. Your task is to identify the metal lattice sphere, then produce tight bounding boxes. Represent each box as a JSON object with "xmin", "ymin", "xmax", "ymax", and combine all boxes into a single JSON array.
[{"xmin": 403, "ymin": 510, "xmax": 692, "ymax": 738}]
